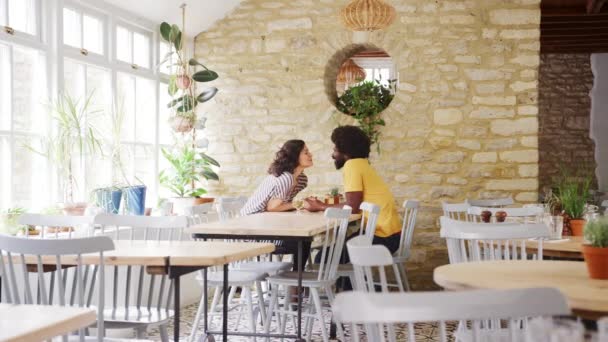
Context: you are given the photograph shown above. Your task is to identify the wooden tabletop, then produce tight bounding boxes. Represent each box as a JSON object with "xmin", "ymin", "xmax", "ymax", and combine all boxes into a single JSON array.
[
  {"xmin": 434, "ymin": 260, "xmax": 608, "ymax": 320},
  {"xmin": 186, "ymin": 211, "xmax": 361, "ymax": 238},
  {"xmin": 9, "ymin": 240, "xmax": 276, "ymax": 267},
  {"xmin": 0, "ymin": 304, "xmax": 95, "ymax": 342},
  {"xmin": 527, "ymin": 236, "xmax": 584, "ymax": 259}
]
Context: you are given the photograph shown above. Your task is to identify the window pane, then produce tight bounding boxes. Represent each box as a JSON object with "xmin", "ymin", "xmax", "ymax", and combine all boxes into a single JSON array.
[
  {"xmin": 0, "ymin": 44, "xmax": 10, "ymax": 130},
  {"xmin": 63, "ymin": 8, "xmax": 81, "ymax": 48},
  {"xmin": 83, "ymin": 14, "xmax": 103, "ymax": 55},
  {"xmin": 63, "ymin": 58, "xmax": 85, "ymax": 99},
  {"xmin": 134, "ymin": 145, "xmax": 155, "ymax": 206},
  {"xmin": 86, "ymin": 146, "xmax": 112, "ymax": 196},
  {"xmin": 116, "ymin": 26, "xmax": 131, "ymax": 63},
  {"xmin": 133, "ymin": 32, "xmax": 150, "ymax": 68},
  {"xmin": 0, "ymin": 136, "xmax": 9, "ymax": 210},
  {"xmin": 159, "ymin": 42, "xmax": 172, "ymax": 75},
  {"xmin": 12, "ymin": 46, "xmax": 47, "ymax": 133},
  {"xmin": 8, "ymin": 0, "xmax": 36, "ymax": 35},
  {"xmin": 117, "ymin": 73, "xmax": 135, "ymax": 142},
  {"xmin": 159, "ymin": 83, "xmax": 173, "ymax": 145},
  {"xmin": 0, "ymin": 1, "xmax": 7, "ymax": 26},
  {"xmin": 136, "ymin": 77, "xmax": 155, "ymax": 144},
  {"xmin": 14, "ymin": 136, "xmax": 49, "ymax": 210},
  {"xmin": 85, "ymin": 65, "xmax": 111, "ymax": 134}
]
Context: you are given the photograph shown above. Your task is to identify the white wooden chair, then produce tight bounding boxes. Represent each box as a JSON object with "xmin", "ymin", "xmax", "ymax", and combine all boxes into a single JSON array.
[
  {"xmin": 466, "ymin": 197, "xmax": 514, "ymax": 208},
  {"xmin": 440, "ymin": 216, "xmax": 550, "ymax": 264},
  {"xmin": 599, "ymin": 316, "xmax": 608, "ymax": 341},
  {"xmin": 467, "ymin": 206, "xmax": 544, "ymax": 223},
  {"xmin": 263, "ymin": 207, "xmax": 352, "ymax": 342},
  {"xmin": 442, "ymin": 201, "xmax": 472, "ymax": 221},
  {"xmin": 183, "ymin": 203, "xmax": 214, "ymax": 226},
  {"xmin": 391, "ymin": 199, "xmax": 419, "ymax": 291},
  {"xmin": 332, "ymin": 288, "xmax": 570, "ymax": 342},
  {"xmin": 0, "ymin": 234, "xmax": 115, "ymax": 341},
  {"xmin": 94, "ymin": 214, "xmax": 189, "ymax": 341},
  {"xmin": 18, "ymin": 213, "xmax": 96, "ymax": 238}
]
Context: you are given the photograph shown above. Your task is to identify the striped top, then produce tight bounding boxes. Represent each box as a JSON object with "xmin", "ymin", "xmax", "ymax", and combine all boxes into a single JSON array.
[{"xmin": 241, "ymin": 172, "xmax": 308, "ymax": 216}]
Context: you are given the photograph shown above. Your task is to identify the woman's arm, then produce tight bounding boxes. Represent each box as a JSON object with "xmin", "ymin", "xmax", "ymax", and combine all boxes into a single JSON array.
[{"xmin": 266, "ymin": 198, "xmax": 294, "ymax": 212}]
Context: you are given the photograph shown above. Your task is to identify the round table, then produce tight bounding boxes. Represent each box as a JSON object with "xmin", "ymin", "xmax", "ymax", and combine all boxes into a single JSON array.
[{"xmin": 434, "ymin": 260, "xmax": 608, "ymax": 320}]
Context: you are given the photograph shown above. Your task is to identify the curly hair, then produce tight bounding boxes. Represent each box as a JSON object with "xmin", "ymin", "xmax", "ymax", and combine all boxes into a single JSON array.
[
  {"xmin": 268, "ymin": 140, "xmax": 306, "ymax": 176},
  {"xmin": 331, "ymin": 125, "xmax": 370, "ymax": 159}
]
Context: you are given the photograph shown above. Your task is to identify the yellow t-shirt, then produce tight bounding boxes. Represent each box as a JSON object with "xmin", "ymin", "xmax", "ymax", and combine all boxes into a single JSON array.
[{"xmin": 342, "ymin": 158, "xmax": 402, "ymax": 237}]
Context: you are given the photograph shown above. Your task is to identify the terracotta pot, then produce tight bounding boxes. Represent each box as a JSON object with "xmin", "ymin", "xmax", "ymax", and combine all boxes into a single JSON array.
[
  {"xmin": 495, "ymin": 211, "xmax": 507, "ymax": 223},
  {"xmin": 582, "ymin": 245, "xmax": 608, "ymax": 279},
  {"xmin": 62, "ymin": 202, "xmax": 87, "ymax": 216},
  {"xmin": 170, "ymin": 116, "xmax": 194, "ymax": 133},
  {"xmin": 194, "ymin": 197, "xmax": 214, "ymax": 205},
  {"xmin": 481, "ymin": 210, "xmax": 492, "ymax": 223},
  {"xmin": 570, "ymin": 219, "xmax": 586, "ymax": 236},
  {"xmin": 333, "ymin": 195, "xmax": 340, "ymax": 204}
]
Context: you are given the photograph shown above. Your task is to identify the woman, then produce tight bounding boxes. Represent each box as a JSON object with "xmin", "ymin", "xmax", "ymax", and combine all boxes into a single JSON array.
[
  {"xmin": 241, "ymin": 139, "xmax": 313, "ymax": 215},
  {"xmin": 240, "ymin": 139, "xmax": 313, "ymax": 270}
]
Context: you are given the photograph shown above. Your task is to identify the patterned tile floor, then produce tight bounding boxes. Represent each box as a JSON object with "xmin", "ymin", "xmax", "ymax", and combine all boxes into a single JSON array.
[{"xmin": 147, "ymin": 300, "xmax": 447, "ymax": 341}]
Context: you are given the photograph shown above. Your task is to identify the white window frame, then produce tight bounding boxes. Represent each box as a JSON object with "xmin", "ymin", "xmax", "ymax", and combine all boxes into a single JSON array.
[
  {"xmin": 61, "ymin": 1, "xmax": 108, "ymax": 66},
  {"xmin": 0, "ymin": 0, "xmax": 43, "ymax": 44},
  {"xmin": 113, "ymin": 19, "xmax": 154, "ymax": 74}
]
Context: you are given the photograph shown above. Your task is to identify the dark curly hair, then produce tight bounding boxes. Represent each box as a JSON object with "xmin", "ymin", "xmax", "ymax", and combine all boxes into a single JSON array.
[
  {"xmin": 331, "ymin": 125, "xmax": 370, "ymax": 159},
  {"xmin": 268, "ymin": 140, "xmax": 306, "ymax": 177}
]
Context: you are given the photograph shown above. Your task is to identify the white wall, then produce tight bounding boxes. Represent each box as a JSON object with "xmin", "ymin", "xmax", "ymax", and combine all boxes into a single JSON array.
[{"xmin": 590, "ymin": 54, "xmax": 608, "ymax": 192}]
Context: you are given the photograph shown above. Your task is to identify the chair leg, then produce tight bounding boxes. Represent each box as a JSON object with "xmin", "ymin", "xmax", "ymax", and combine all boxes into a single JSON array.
[
  {"xmin": 135, "ymin": 326, "xmax": 147, "ymax": 339},
  {"xmin": 243, "ymin": 287, "xmax": 256, "ymax": 342},
  {"xmin": 324, "ymin": 284, "xmax": 345, "ymax": 341},
  {"xmin": 190, "ymin": 290, "xmax": 207, "ymax": 342},
  {"xmin": 159, "ymin": 324, "xmax": 169, "ymax": 342},
  {"xmin": 264, "ymin": 285, "xmax": 279, "ymax": 340},
  {"xmin": 311, "ymin": 288, "xmax": 329, "ymax": 342},
  {"xmin": 255, "ymin": 281, "xmax": 267, "ymax": 326},
  {"xmin": 398, "ymin": 263, "xmax": 411, "ymax": 291},
  {"xmin": 209, "ymin": 286, "xmax": 222, "ymax": 330},
  {"xmin": 391, "ymin": 264, "xmax": 404, "ymax": 292}
]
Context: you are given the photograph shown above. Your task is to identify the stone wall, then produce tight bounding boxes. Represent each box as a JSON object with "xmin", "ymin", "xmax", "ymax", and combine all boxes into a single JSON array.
[
  {"xmin": 195, "ymin": 0, "xmax": 541, "ymax": 289},
  {"xmin": 538, "ymin": 54, "xmax": 596, "ymax": 192}
]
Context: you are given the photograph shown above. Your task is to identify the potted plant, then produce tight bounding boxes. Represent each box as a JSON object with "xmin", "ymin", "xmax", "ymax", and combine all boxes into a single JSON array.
[
  {"xmin": 582, "ymin": 218, "xmax": 608, "ymax": 279},
  {"xmin": 336, "ymin": 79, "xmax": 395, "ymax": 150},
  {"xmin": 0, "ymin": 207, "xmax": 29, "ymax": 235},
  {"xmin": 158, "ymin": 21, "xmax": 219, "ymax": 133},
  {"xmin": 556, "ymin": 172, "xmax": 592, "ymax": 236},
  {"xmin": 28, "ymin": 92, "xmax": 104, "ymax": 215},
  {"xmin": 159, "ymin": 145, "xmax": 219, "ymax": 214}
]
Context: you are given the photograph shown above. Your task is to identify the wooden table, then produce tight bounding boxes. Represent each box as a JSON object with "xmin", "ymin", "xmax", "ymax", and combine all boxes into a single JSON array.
[
  {"xmin": 0, "ymin": 304, "xmax": 95, "ymax": 341},
  {"xmin": 186, "ymin": 211, "xmax": 361, "ymax": 341},
  {"xmin": 434, "ymin": 260, "xmax": 608, "ymax": 320},
  {"xmin": 528, "ymin": 236, "xmax": 584, "ymax": 260}
]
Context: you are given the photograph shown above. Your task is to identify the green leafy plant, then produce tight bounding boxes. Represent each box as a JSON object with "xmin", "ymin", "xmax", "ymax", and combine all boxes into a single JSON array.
[
  {"xmin": 555, "ymin": 169, "xmax": 593, "ymax": 219},
  {"xmin": 159, "ymin": 145, "xmax": 220, "ymax": 198},
  {"xmin": 0, "ymin": 207, "xmax": 27, "ymax": 235},
  {"xmin": 336, "ymin": 80, "xmax": 395, "ymax": 148},
  {"xmin": 584, "ymin": 218, "xmax": 608, "ymax": 248},
  {"xmin": 329, "ymin": 187, "xmax": 340, "ymax": 196},
  {"xmin": 159, "ymin": 22, "xmax": 219, "ymax": 128},
  {"xmin": 28, "ymin": 92, "xmax": 104, "ymax": 203}
]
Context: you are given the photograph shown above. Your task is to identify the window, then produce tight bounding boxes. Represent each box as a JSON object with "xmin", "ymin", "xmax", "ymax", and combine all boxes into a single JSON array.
[
  {"xmin": 63, "ymin": 5, "xmax": 105, "ymax": 56},
  {"xmin": 115, "ymin": 24, "xmax": 152, "ymax": 69},
  {"xmin": 352, "ymin": 57, "xmax": 398, "ymax": 89},
  {"xmin": 0, "ymin": 0, "xmax": 38, "ymax": 37},
  {"xmin": 0, "ymin": 42, "xmax": 49, "ymax": 210}
]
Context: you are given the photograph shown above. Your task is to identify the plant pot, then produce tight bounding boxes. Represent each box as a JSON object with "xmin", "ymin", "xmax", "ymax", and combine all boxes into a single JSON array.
[
  {"xmin": 333, "ymin": 195, "xmax": 340, "ymax": 205},
  {"xmin": 582, "ymin": 245, "xmax": 608, "ymax": 279},
  {"xmin": 123, "ymin": 185, "xmax": 147, "ymax": 216},
  {"xmin": 176, "ymin": 74, "xmax": 192, "ymax": 89},
  {"xmin": 170, "ymin": 197, "xmax": 198, "ymax": 215},
  {"xmin": 61, "ymin": 202, "xmax": 87, "ymax": 216},
  {"xmin": 94, "ymin": 188, "xmax": 123, "ymax": 214},
  {"xmin": 170, "ymin": 116, "xmax": 194, "ymax": 133},
  {"xmin": 194, "ymin": 197, "xmax": 214, "ymax": 205},
  {"xmin": 570, "ymin": 219, "xmax": 586, "ymax": 236}
]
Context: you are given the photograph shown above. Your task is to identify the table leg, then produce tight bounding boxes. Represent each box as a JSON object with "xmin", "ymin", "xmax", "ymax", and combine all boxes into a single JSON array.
[
  {"xmin": 223, "ymin": 264, "xmax": 228, "ymax": 342},
  {"xmin": 297, "ymin": 239, "xmax": 304, "ymax": 341},
  {"xmin": 204, "ymin": 267, "xmax": 208, "ymax": 336},
  {"xmin": 174, "ymin": 276, "xmax": 180, "ymax": 342}
]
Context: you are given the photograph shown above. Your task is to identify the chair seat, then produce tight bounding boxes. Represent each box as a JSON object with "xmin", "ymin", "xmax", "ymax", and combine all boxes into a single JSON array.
[
  {"xmin": 235, "ymin": 261, "xmax": 292, "ymax": 274},
  {"xmin": 266, "ymin": 271, "xmax": 335, "ymax": 287},
  {"xmin": 103, "ymin": 307, "xmax": 173, "ymax": 324},
  {"xmin": 196, "ymin": 270, "xmax": 268, "ymax": 286},
  {"xmin": 310, "ymin": 263, "xmax": 354, "ymax": 277}
]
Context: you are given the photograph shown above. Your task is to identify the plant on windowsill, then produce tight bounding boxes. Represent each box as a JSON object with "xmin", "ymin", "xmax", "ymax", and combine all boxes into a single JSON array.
[
  {"xmin": 582, "ymin": 217, "xmax": 608, "ymax": 279},
  {"xmin": 27, "ymin": 92, "xmax": 104, "ymax": 215},
  {"xmin": 159, "ymin": 144, "xmax": 220, "ymax": 215},
  {"xmin": 0, "ymin": 207, "xmax": 29, "ymax": 236},
  {"xmin": 336, "ymin": 79, "xmax": 395, "ymax": 151}
]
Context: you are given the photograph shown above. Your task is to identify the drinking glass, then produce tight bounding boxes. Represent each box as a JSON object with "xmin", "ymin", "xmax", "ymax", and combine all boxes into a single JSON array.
[
  {"xmin": 543, "ymin": 215, "xmax": 563, "ymax": 240},
  {"xmin": 292, "ymin": 199, "xmax": 304, "ymax": 214}
]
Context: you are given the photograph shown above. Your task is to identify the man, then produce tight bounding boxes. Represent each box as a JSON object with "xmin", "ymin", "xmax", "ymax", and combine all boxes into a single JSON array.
[{"xmin": 304, "ymin": 125, "xmax": 403, "ymax": 253}]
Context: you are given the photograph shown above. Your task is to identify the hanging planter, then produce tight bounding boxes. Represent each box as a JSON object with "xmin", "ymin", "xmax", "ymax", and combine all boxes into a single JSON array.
[{"xmin": 170, "ymin": 115, "xmax": 194, "ymax": 133}]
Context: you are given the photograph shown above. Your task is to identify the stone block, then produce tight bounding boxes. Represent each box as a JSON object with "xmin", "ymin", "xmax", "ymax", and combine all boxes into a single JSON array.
[
  {"xmin": 470, "ymin": 107, "xmax": 515, "ymax": 119},
  {"xmin": 518, "ymin": 164, "xmax": 538, "ymax": 177},
  {"xmin": 499, "ymin": 29, "xmax": 539, "ymax": 39},
  {"xmin": 517, "ymin": 105, "xmax": 538, "ymax": 115},
  {"xmin": 486, "ymin": 179, "xmax": 538, "ymax": 191},
  {"xmin": 433, "ymin": 108, "xmax": 463, "ymax": 125},
  {"xmin": 475, "ymin": 82, "xmax": 505, "ymax": 94},
  {"xmin": 472, "ymin": 96, "xmax": 516, "ymax": 106},
  {"xmin": 456, "ymin": 139, "xmax": 481, "ymax": 150},
  {"xmin": 491, "ymin": 118, "xmax": 538, "ymax": 136},
  {"xmin": 489, "ymin": 9, "xmax": 540, "ymax": 25},
  {"xmin": 515, "ymin": 192, "xmax": 539, "ymax": 202},
  {"xmin": 465, "ymin": 69, "xmax": 504, "ymax": 81},
  {"xmin": 267, "ymin": 18, "xmax": 312, "ymax": 32},
  {"xmin": 499, "ymin": 150, "xmax": 539, "ymax": 163},
  {"xmin": 472, "ymin": 152, "xmax": 497, "ymax": 163}
]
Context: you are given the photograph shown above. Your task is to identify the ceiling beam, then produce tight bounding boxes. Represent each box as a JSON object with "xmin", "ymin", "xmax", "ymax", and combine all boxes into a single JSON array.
[{"xmin": 587, "ymin": 0, "xmax": 607, "ymax": 13}]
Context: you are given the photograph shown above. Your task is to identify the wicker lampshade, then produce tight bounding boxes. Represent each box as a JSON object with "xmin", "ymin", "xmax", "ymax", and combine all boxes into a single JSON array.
[
  {"xmin": 337, "ymin": 59, "xmax": 366, "ymax": 85},
  {"xmin": 340, "ymin": 0, "xmax": 396, "ymax": 31}
]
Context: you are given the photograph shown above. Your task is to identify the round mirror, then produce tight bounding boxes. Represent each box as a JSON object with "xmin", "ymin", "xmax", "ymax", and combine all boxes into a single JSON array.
[{"xmin": 334, "ymin": 48, "xmax": 397, "ymax": 116}]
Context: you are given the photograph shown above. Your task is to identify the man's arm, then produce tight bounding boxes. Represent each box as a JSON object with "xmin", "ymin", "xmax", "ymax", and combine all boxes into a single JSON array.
[{"xmin": 304, "ymin": 191, "xmax": 362, "ymax": 213}]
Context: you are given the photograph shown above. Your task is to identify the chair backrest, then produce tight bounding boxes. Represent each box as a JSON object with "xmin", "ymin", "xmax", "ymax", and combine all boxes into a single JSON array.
[
  {"xmin": 442, "ymin": 201, "xmax": 471, "ymax": 221},
  {"xmin": 316, "ymin": 207, "xmax": 352, "ymax": 282},
  {"xmin": 440, "ymin": 216, "xmax": 550, "ymax": 263},
  {"xmin": 357, "ymin": 202, "xmax": 380, "ymax": 238},
  {"xmin": 18, "ymin": 214, "xmax": 95, "ymax": 238},
  {"xmin": 217, "ymin": 196, "xmax": 247, "ymax": 221},
  {"xmin": 94, "ymin": 213, "xmax": 189, "ymax": 241},
  {"xmin": 184, "ymin": 203, "xmax": 214, "ymax": 226},
  {"xmin": 332, "ymin": 288, "xmax": 570, "ymax": 342},
  {"xmin": 395, "ymin": 200, "xmax": 419, "ymax": 259},
  {"xmin": 347, "ymin": 235, "xmax": 396, "ymax": 292},
  {"xmin": 467, "ymin": 206, "xmax": 544, "ymax": 223},
  {"xmin": 466, "ymin": 197, "xmax": 514, "ymax": 208},
  {"xmin": 0, "ymin": 235, "xmax": 114, "ymax": 342}
]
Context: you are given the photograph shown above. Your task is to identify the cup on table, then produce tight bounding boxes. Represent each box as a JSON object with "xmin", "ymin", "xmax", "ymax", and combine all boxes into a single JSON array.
[
  {"xmin": 543, "ymin": 215, "xmax": 564, "ymax": 240},
  {"xmin": 292, "ymin": 198, "xmax": 304, "ymax": 214}
]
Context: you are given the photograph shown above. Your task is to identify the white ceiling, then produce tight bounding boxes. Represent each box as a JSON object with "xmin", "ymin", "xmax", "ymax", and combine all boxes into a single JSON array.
[{"xmin": 102, "ymin": 0, "xmax": 244, "ymax": 38}]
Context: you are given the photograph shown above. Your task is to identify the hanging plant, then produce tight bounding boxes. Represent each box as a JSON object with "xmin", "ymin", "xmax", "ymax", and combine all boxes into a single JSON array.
[{"xmin": 158, "ymin": 21, "xmax": 219, "ymax": 132}]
